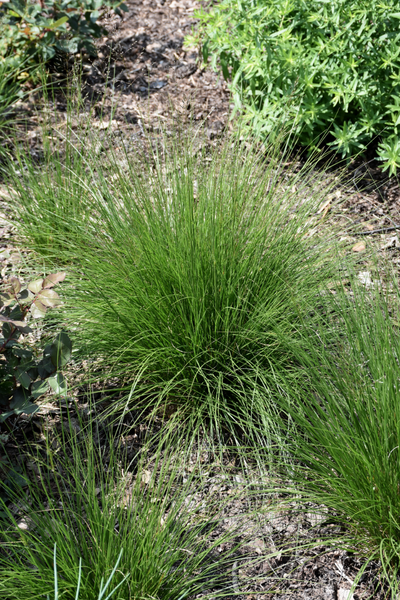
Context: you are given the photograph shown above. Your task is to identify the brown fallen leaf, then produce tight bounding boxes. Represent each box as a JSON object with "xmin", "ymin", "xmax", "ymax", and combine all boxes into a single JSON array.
[{"xmin": 352, "ymin": 241, "xmax": 366, "ymax": 252}]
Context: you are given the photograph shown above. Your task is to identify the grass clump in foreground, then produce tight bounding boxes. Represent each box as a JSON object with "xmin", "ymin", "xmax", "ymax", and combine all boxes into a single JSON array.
[
  {"xmin": 271, "ymin": 269, "xmax": 400, "ymax": 594},
  {"xmin": 7, "ymin": 127, "xmax": 346, "ymax": 441},
  {"xmin": 0, "ymin": 415, "xmax": 251, "ymax": 600}
]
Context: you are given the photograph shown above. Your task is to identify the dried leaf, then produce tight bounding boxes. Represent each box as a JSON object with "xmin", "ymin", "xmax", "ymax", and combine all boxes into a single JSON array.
[
  {"xmin": 141, "ymin": 470, "xmax": 152, "ymax": 484},
  {"xmin": 381, "ymin": 235, "xmax": 398, "ymax": 250},
  {"xmin": 317, "ymin": 199, "xmax": 331, "ymax": 216},
  {"xmin": 352, "ymin": 241, "xmax": 366, "ymax": 252},
  {"xmin": 43, "ymin": 272, "xmax": 66, "ymax": 289},
  {"xmin": 8, "ymin": 276, "xmax": 21, "ymax": 294}
]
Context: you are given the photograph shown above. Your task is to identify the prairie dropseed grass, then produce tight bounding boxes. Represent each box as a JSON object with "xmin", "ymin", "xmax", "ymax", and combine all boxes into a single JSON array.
[{"xmin": 7, "ymin": 124, "xmax": 346, "ymax": 445}]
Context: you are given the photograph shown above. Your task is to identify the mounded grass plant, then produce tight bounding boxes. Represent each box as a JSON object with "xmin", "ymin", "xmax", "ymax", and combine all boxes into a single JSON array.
[
  {"xmin": 7, "ymin": 125, "xmax": 346, "ymax": 440},
  {"xmin": 0, "ymin": 412, "xmax": 251, "ymax": 600},
  {"xmin": 272, "ymin": 268, "xmax": 400, "ymax": 592}
]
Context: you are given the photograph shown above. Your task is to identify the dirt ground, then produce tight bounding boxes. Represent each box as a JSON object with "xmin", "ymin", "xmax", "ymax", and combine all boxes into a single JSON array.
[{"xmin": 1, "ymin": 1, "xmax": 400, "ymax": 598}]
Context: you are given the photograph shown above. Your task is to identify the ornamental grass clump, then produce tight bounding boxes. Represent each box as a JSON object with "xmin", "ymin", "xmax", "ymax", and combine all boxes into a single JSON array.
[
  {"xmin": 0, "ymin": 415, "xmax": 249, "ymax": 600},
  {"xmin": 8, "ymin": 127, "xmax": 344, "ymax": 439},
  {"xmin": 273, "ymin": 269, "xmax": 400, "ymax": 593}
]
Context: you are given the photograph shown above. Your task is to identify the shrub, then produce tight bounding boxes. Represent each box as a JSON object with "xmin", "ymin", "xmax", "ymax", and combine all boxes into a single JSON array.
[
  {"xmin": 6, "ymin": 128, "xmax": 346, "ymax": 443},
  {"xmin": 0, "ymin": 273, "xmax": 71, "ymax": 423},
  {"xmin": 0, "ymin": 0, "xmax": 128, "ymax": 63},
  {"xmin": 194, "ymin": 0, "xmax": 400, "ymax": 173},
  {"xmin": 273, "ymin": 269, "xmax": 400, "ymax": 593}
]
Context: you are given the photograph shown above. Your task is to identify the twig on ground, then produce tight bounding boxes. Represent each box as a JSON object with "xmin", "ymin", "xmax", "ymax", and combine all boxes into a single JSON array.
[{"xmin": 353, "ymin": 225, "xmax": 400, "ymax": 236}]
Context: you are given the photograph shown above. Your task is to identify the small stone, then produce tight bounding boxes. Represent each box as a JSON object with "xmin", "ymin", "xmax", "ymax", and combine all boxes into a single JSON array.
[{"xmin": 352, "ymin": 241, "xmax": 366, "ymax": 252}]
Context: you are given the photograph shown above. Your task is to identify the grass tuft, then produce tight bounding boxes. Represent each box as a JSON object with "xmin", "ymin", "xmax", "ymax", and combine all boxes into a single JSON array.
[
  {"xmin": 272, "ymin": 266, "xmax": 400, "ymax": 592},
  {"xmin": 0, "ymin": 410, "xmax": 251, "ymax": 600},
  {"xmin": 7, "ymin": 125, "xmax": 346, "ymax": 440}
]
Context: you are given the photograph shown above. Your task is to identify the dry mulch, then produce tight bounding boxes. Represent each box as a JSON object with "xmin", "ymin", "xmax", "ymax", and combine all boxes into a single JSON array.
[{"xmin": 1, "ymin": 1, "xmax": 400, "ymax": 599}]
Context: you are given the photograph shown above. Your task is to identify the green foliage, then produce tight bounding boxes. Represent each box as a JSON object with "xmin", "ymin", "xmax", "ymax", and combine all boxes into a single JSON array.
[
  {"xmin": 272, "ymin": 270, "xmax": 400, "ymax": 591},
  {"xmin": 0, "ymin": 0, "xmax": 128, "ymax": 64},
  {"xmin": 0, "ymin": 0, "xmax": 128, "ymax": 159},
  {"xmin": 0, "ymin": 58, "xmax": 40, "ymax": 162},
  {"xmin": 0, "ymin": 452, "xmax": 28, "ymax": 521},
  {"xmin": 0, "ymin": 273, "xmax": 71, "ymax": 422},
  {"xmin": 6, "ymin": 128, "xmax": 345, "ymax": 441},
  {"xmin": 194, "ymin": 0, "xmax": 400, "ymax": 170},
  {"xmin": 0, "ymin": 57, "xmax": 27, "ymax": 121},
  {"xmin": 0, "ymin": 419, "xmax": 250, "ymax": 600},
  {"xmin": 47, "ymin": 545, "xmax": 129, "ymax": 600}
]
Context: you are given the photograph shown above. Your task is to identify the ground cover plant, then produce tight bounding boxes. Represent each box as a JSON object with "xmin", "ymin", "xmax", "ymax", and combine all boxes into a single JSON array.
[
  {"xmin": 0, "ymin": 412, "xmax": 254, "ymax": 600},
  {"xmin": 0, "ymin": 272, "xmax": 71, "ymax": 423},
  {"xmin": 193, "ymin": 0, "xmax": 400, "ymax": 173},
  {"xmin": 269, "ymin": 267, "xmax": 400, "ymax": 594},
  {"xmin": 4, "ymin": 125, "xmax": 350, "ymax": 445}
]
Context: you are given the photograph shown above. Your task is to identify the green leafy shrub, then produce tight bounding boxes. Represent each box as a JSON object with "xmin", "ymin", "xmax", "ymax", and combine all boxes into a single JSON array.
[
  {"xmin": 0, "ymin": 0, "xmax": 128, "ymax": 63},
  {"xmin": 0, "ymin": 273, "xmax": 71, "ymax": 422},
  {"xmin": 7, "ymin": 129, "xmax": 346, "ymax": 442},
  {"xmin": 194, "ymin": 0, "xmax": 400, "ymax": 173}
]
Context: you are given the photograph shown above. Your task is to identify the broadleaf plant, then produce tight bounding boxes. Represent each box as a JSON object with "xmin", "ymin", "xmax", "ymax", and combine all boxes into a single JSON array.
[
  {"xmin": 0, "ymin": 272, "xmax": 71, "ymax": 422},
  {"xmin": 193, "ymin": 0, "xmax": 400, "ymax": 169},
  {"xmin": 0, "ymin": 0, "xmax": 129, "ymax": 64}
]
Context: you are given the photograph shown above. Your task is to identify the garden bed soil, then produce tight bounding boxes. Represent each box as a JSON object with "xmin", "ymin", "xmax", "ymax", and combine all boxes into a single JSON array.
[{"xmin": 1, "ymin": 1, "xmax": 400, "ymax": 599}]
